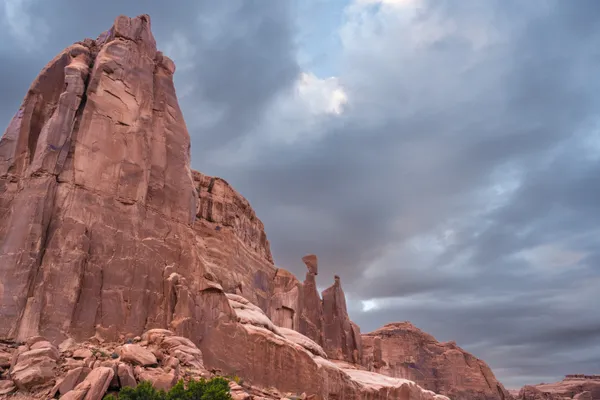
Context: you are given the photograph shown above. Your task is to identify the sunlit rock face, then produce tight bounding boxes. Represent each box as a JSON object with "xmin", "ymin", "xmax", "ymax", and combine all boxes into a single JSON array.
[{"xmin": 0, "ymin": 14, "xmax": 228, "ymax": 344}]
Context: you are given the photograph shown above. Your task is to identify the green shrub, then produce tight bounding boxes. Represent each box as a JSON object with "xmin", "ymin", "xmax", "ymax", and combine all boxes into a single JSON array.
[{"xmin": 114, "ymin": 377, "xmax": 232, "ymax": 400}]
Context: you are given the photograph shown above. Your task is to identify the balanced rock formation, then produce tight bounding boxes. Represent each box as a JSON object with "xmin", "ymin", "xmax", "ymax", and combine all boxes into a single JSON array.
[
  {"xmin": 299, "ymin": 254, "xmax": 324, "ymax": 346},
  {"xmin": 517, "ymin": 376, "xmax": 600, "ymax": 400},
  {"xmin": 362, "ymin": 322, "xmax": 512, "ymax": 400}
]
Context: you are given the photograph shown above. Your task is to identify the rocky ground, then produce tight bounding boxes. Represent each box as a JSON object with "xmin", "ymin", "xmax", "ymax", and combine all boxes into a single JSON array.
[{"xmin": 0, "ymin": 328, "xmax": 313, "ymax": 400}]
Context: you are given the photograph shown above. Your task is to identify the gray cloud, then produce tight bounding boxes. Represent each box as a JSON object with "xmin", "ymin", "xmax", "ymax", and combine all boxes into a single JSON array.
[{"xmin": 1, "ymin": 0, "xmax": 599, "ymax": 390}]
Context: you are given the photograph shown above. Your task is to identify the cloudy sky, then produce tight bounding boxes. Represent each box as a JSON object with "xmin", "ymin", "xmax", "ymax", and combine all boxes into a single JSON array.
[{"xmin": 2, "ymin": 0, "xmax": 599, "ymax": 389}]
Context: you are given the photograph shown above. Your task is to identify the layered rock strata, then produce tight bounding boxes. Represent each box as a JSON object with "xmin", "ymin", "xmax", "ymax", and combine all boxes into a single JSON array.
[{"xmin": 362, "ymin": 322, "xmax": 512, "ymax": 400}]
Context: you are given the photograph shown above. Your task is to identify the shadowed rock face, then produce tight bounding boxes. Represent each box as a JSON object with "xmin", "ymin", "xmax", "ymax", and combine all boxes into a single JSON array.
[{"xmin": 361, "ymin": 322, "xmax": 512, "ymax": 400}]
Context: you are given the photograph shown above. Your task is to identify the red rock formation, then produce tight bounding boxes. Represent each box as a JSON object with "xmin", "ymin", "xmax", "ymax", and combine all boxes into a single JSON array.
[
  {"xmin": 298, "ymin": 255, "xmax": 324, "ymax": 346},
  {"xmin": 362, "ymin": 322, "xmax": 512, "ymax": 400},
  {"xmin": 0, "ymin": 14, "xmax": 232, "ymax": 344},
  {"xmin": 518, "ymin": 386, "xmax": 564, "ymax": 400},
  {"xmin": 0, "ymin": 11, "xmax": 363, "ymax": 365},
  {"xmin": 519, "ymin": 376, "xmax": 600, "ymax": 400},
  {"xmin": 192, "ymin": 170, "xmax": 276, "ymax": 311},
  {"xmin": 0, "ymin": 13, "xmax": 505, "ymax": 400},
  {"xmin": 322, "ymin": 276, "xmax": 362, "ymax": 363},
  {"xmin": 201, "ymin": 294, "xmax": 450, "ymax": 400}
]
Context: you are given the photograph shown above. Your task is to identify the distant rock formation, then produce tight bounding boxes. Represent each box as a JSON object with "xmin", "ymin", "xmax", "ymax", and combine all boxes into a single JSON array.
[
  {"xmin": 361, "ymin": 322, "xmax": 512, "ymax": 400},
  {"xmin": 516, "ymin": 376, "xmax": 600, "ymax": 400},
  {"xmin": 518, "ymin": 386, "xmax": 565, "ymax": 400},
  {"xmin": 322, "ymin": 275, "xmax": 362, "ymax": 363}
]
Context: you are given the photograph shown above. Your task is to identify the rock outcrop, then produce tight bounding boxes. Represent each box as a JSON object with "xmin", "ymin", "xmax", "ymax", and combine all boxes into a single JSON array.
[
  {"xmin": 516, "ymin": 376, "xmax": 600, "ymax": 400},
  {"xmin": 0, "ymin": 12, "xmax": 512, "ymax": 400},
  {"xmin": 0, "ymin": 14, "xmax": 219, "ymax": 344},
  {"xmin": 362, "ymin": 322, "xmax": 512, "ymax": 400},
  {"xmin": 298, "ymin": 255, "xmax": 324, "ymax": 346},
  {"xmin": 322, "ymin": 276, "xmax": 362, "ymax": 363},
  {"xmin": 202, "ymin": 296, "xmax": 450, "ymax": 400},
  {"xmin": 192, "ymin": 171, "xmax": 276, "ymax": 311},
  {"xmin": 0, "ymin": 326, "xmax": 450, "ymax": 399},
  {"xmin": 517, "ymin": 385, "xmax": 564, "ymax": 400}
]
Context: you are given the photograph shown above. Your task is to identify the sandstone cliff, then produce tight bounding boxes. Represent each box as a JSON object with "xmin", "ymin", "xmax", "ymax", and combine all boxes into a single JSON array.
[
  {"xmin": 0, "ymin": 14, "xmax": 419, "ymax": 399},
  {"xmin": 0, "ymin": 13, "xmax": 507, "ymax": 400},
  {"xmin": 362, "ymin": 322, "xmax": 512, "ymax": 400}
]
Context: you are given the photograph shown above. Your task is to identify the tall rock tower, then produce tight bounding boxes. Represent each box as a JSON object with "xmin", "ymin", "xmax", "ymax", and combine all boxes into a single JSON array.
[{"xmin": 0, "ymin": 15, "xmax": 204, "ymax": 342}]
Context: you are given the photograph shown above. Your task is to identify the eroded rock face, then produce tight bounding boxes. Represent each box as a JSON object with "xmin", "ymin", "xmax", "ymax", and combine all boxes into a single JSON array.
[
  {"xmin": 322, "ymin": 276, "xmax": 362, "ymax": 363},
  {"xmin": 201, "ymin": 296, "xmax": 449, "ymax": 400},
  {"xmin": 362, "ymin": 322, "xmax": 512, "ymax": 400},
  {"xmin": 0, "ymin": 14, "xmax": 238, "ymax": 345},
  {"xmin": 192, "ymin": 171, "xmax": 278, "ymax": 311},
  {"xmin": 299, "ymin": 255, "xmax": 324, "ymax": 346}
]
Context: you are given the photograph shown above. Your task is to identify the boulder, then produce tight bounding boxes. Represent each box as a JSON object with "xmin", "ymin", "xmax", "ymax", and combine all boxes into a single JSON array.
[
  {"xmin": 229, "ymin": 381, "xmax": 251, "ymax": 400},
  {"xmin": 76, "ymin": 367, "xmax": 114, "ymax": 400},
  {"xmin": 73, "ymin": 348, "xmax": 94, "ymax": 359},
  {"xmin": 302, "ymin": 254, "xmax": 318, "ymax": 275},
  {"xmin": 0, "ymin": 351, "xmax": 11, "ymax": 368},
  {"xmin": 11, "ymin": 358, "xmax": 56, "ymax": 390},
  {"xmin": 137, "ymin": 368, "xmax": 177, "ymax": 391},
  {"xmin": 59, "ymin": 338, "xmax": 78, "ymax": 352},
  {"xmin": 10, "ymin": 343, "xmax": 59, "ymax": 390},
  {"xmin": 61, "ymin": 380, "xmax": 91, "ymax": 400},
  {"xmin": 120, "ymin": 344, "xmax": 158, "ymax": 366},
  {"xmin": 0, "ymin": 380, "xmax": 16, "ymax": 395},
  {"xmin": 117, "ymin": 363, "xmax": 137, "ymax": 388},
  {"xmin": 57, "ymin": 367, "xmax": 91, "ymax": 395}
]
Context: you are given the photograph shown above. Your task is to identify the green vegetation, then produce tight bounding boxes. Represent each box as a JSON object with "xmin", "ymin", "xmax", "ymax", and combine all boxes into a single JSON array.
[{"xmin": 103, "ymin": 377, "xmax": 232, "ymax": 400}]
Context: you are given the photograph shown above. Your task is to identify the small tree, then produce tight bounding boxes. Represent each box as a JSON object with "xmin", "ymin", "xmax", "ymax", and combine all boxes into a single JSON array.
[{"xmin": 104, "ymin": 377, "xmax": 233, "ymax": 400}]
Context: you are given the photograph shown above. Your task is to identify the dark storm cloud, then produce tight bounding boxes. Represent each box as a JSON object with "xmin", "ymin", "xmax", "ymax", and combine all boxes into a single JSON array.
[
  {"xmin": 2, "ymin": 0, "xmax": 599, "ymax": 390},
  {"xmin": 0, "ymin": 0, "xmax": 298, "ymax": 155},
  {"xmin": 206, "ymin": 0, "xmax": 600, "ymax": 388}
]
